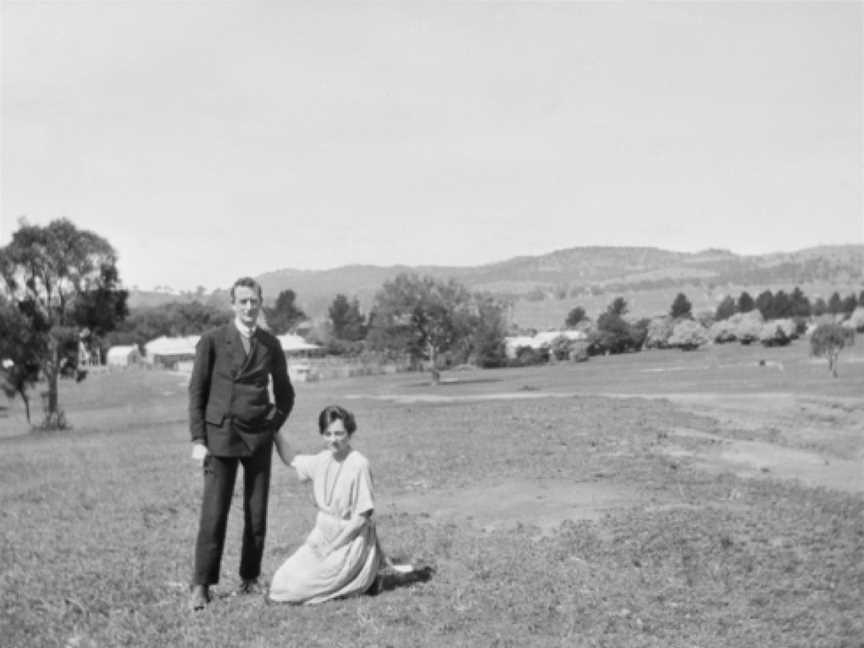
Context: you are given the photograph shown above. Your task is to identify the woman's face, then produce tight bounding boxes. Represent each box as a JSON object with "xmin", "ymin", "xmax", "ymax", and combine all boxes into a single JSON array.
[{"xmin": 323, "ymin": 419, "xmax": 350, "ymax": 457}]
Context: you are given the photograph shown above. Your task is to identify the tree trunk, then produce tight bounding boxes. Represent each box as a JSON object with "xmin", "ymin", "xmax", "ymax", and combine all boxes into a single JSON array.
[
  {"xmin": 429, "ymin": 343, "xmax": 440, "ymax": 385},
  {"xmin": 18, "ymin": 386, "xmax": 30, "ymax": 423},
  {"xmin": 49, "ymin": 339, "xmax": 59, "ymax": 413},
  {"xmin": 47, "ymin": 366, "xmax": 59, "ymax": 415},
  {"xmin": 829, "ymin": 350, "xmax": 839, "ymax": 378},
  {"xmin": 43, "ymin": 336, "xmax": 62, "ymax": 428}
]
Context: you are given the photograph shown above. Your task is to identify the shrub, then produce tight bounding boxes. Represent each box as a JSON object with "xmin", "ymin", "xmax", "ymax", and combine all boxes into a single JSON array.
[
  {"xmin": 569, "ymin": 344, "xmax": 590, "ymax": 362},
  {"xmin": 644, "ymin": 317, "xmax": 674, "ymax": 349},
  {"xmin": 759, "ymin": 318, "xmax": 796, "ymax": 347},
  {"xmin": 695, "ymin": 311, "xmax": 715, "ymax": 328},
  {"xmin": 474, "ymin": 340, "xmax": 508, "ymax": 368},
  {"xmin": 709, "ymin": 319, "xmax": 737, "ymax": 344},
  {"xmin": 709, "ymin": 310, "xmax": 763, "ymax": 344},
  {"xmin": 792, "ymin": 316, "xmax": 809, "ymax": 336},
  {"xmin": 549, "ymin": 335, "xmax": 573, "ymax": 361},
  {"xmin": 736, "ymin": 310, "xmax": 764, "ymax": 344},
  {"xmin": 510, "ymin": 346, "xmax": 549, "ymax": 366},
  {"xmin": 325, "ymin": 338, "xmax": 365, "ymax": 356},
  {"xmin": 668, "ymin": 319, "xmax": 710, "ymax": 350},
  {"xmin": 629, "ymin": 317, "xmax": 651, "ymax": 350}
]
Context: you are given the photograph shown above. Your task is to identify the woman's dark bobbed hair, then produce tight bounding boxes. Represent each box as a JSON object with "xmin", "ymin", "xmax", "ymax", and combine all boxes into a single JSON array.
[{"xmin": 318, "ymin": 405, "xmax": 357, "ymax": 436}]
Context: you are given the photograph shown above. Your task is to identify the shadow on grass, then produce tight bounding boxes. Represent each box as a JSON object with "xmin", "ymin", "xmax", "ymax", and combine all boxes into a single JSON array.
[{"xmin": 367, "ymin": 565, "xmax": 435, "ymax": 596}]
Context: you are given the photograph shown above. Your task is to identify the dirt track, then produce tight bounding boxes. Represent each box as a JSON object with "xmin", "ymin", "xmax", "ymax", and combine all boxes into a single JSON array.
[{"xmin": 375, "ymin": 388, "xmax": 864, "ymax": 535}]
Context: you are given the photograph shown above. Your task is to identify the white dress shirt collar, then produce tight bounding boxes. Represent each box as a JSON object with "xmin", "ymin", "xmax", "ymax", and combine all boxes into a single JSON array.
[{"xmin": 233, "ymin": 318, "xmax": 257, "ymax": 339}]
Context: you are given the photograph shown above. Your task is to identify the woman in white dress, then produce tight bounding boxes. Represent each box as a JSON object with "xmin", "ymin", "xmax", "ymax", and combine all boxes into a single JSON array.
[{"xmin": 269, "ymin": 405, "xmax": 382, "ymax": 604}]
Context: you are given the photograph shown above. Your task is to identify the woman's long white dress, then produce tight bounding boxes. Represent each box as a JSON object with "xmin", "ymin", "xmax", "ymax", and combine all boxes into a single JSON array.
[{"xmin": 269, "ymin": 449, "xmax": 381, "ymax": 604}]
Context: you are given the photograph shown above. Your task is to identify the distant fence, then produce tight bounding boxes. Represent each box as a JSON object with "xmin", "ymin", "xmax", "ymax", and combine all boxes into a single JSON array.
[
  {"xmin": 288, "ymin": 356, "xmax": 412, "ymax": 382},
  {"xmin": 97, "ymin": 353, "xmax": 415, "ymax": 382}
]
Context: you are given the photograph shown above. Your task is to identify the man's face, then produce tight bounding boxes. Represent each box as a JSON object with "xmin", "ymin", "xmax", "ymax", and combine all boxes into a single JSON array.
[{"xmin": 232, "ymin": 285, "xmax": 262, "ymax": 327}]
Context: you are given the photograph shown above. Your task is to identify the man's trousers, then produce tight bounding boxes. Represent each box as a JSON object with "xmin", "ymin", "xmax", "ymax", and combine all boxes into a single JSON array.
[{"xmin": 192, "ymin": 443, "xmax": 272, "ymax": 585}]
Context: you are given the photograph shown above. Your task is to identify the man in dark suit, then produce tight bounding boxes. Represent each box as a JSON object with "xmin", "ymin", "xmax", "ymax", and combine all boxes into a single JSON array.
[{"xmin": 188, "ymin": 277, "xmax": 295, "ymax": 610}]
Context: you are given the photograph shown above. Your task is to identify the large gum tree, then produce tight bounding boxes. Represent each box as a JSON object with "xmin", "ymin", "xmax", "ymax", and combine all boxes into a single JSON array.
[
  {"xmin": 367, "ymin": 273, "xmax": 475, "ymax": 383},
  {"xmin": 0, "ymin": 219, "xmax": 127, "ymax": 428}
]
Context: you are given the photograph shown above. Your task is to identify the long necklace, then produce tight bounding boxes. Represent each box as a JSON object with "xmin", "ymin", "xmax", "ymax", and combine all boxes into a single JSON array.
[{"xmin": 323, "ymin": 455, "xmax": 346, "ymax": 508}]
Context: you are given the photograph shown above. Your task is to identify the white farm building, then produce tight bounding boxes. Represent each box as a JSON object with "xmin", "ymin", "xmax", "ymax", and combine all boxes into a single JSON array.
[
  {"xmin": 144, "ymin": 335, "xmax": 200, "ymax": 368},
  {"xmin": 142, "ymin": 332, "xmax": 323, "ymax": 372},
  {"xmin": 106, "ymin": 345, "xmax": 142, "ymax": 367}
]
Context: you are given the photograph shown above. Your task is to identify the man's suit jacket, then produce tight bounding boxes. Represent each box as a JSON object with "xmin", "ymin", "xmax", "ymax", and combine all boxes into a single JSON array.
[{"xmin": 189, "ymin": 323, "xmax": 294, "ymax": 457}]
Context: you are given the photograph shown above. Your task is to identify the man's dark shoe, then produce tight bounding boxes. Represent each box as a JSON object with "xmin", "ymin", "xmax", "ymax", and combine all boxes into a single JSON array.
[
  {"xmin": 238, "ymin": 578, "xmax": 263, "ymax": 595},
  {"xmin": 189, "ymin": 584, "xmax": 211, "ymax": 611}
]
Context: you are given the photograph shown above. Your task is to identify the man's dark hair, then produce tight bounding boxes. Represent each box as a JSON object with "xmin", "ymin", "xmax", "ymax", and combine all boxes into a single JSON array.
[{"xmin": 230, "ymin": 277, "xmax": 263, "ymax": 302}]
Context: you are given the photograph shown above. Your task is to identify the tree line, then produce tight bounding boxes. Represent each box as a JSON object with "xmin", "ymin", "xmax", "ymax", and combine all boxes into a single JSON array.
[
  {"xmin": 713, "ymin": 288, "xmax": 862, "ymax": 321},
  {"xmin": 565, "ymin": 287, "xmax": 863, "ymax": 334},
  {"xmin": 1, "ymin": 218, "xmax": 860, "ymax": 426},
  {"xmin": 0, "ymin": 218, "xmax": 511, "ymax": 426},
  {"xmin": 111, "ymin": 275, "xmax": 510, "ymax": 379},
  {"xmin": 560, "ymin": 287, "xmax": 861, "ymax": 374}
]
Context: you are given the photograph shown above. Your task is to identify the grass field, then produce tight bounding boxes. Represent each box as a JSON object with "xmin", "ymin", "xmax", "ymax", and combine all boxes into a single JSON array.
[{"xmin": 1, "ymin": 340, "xmax": 863, "ymax": 647}]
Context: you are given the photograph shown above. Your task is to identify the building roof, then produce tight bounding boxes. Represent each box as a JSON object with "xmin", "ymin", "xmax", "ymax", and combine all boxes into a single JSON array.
[
  {"xmin": 143, "ymin": 333, "xmax": 320, "ymax": 356},
  {"xmin": 533, "ymin": 329, "xmax": 588, "ymax": 345},
  {"xmin": 277, "ymin": 333, "xmax": 321, "ymax": 352},
  {"xmin": 107, "ymin": 345, "xmax": 140, "ymax": 357},
  {"xmin": 144, "ymin": 335, "xmax": 200, "ymax": 356},
  {"xmin": 505, "ymin": 329, "xmax": 588, "ymax": 350},
  {"xmin": 106, "ymin": 345, "xmax": 141, "ymax": 364}
]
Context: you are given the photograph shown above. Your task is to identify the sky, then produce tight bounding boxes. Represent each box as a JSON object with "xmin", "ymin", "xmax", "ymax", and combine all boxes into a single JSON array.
[{"xmin": 1, "ymin": 1, "xmax": 862, "ymax": 292}]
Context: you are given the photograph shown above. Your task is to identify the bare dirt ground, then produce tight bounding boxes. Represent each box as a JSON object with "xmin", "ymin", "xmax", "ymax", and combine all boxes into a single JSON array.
[
  {"xmin": 364, "ymin": 387, "xmax": 863, "ymax": 539},
  {"xmin": 385, "ymin": 479, "xmax": 641, "ymax": 537},
  {"xmin": 655, "ymin": 392, "xmax": 864, "ymax": 494},
  {"xmin": 345, "ymin": 340, "xmax": 864, "ymax": 534}
]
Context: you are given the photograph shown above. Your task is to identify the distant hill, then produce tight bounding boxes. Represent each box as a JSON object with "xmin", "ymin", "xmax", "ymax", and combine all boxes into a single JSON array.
[
  {"xmin": 125, "ymin": 289, "xmax": 195, "ymax": 309},
  {"xmin": 128, "ymin": 244, "xmax": 864, "ymax": 329}
]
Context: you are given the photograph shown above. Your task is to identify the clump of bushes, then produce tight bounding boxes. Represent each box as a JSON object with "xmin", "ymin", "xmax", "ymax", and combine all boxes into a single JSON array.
[
  {"xmin": 510, "ymin": 346, "xmax": 550, "ymax": 367},
  {"xmin": 323, "ymin": 338, "xmax": 365, "ymax": 356},
  {"xmin": 668, "ymin": 319, "xmax": 710, "ymax": 350},
  {"xmin": 549, "ymin": 336, "xmax": 573, "ymax": 361},
  {"xmin": 709, "ymin": 310, "xmax": 764, "ymax": 344},
  {"xmin": 759, "ymin": 318, "xmax": 797, "ymax": 347},
  {"xmin": 643, "ymin": 316, "xmax": 674, "ymax": 349},
  {"xmin": 548, "ymin": 335, "xmax": 590, "ymax": 362}
]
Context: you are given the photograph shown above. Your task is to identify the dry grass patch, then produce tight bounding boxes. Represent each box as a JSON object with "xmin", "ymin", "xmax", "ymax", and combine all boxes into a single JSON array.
[{"xmin": 1, "ymin": 360, "xmax": 862, "ymax": 647}]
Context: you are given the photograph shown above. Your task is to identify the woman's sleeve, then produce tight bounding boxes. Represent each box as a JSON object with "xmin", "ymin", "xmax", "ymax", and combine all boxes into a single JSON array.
[
  {"xmin": 290, "ymin": 454, "xmax": 316, "ymax": 483},
  {"xmin": 352, "ymin": 458, "xmax": 375, "ymax": 516}
]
